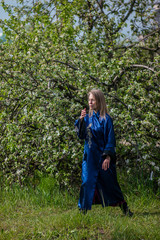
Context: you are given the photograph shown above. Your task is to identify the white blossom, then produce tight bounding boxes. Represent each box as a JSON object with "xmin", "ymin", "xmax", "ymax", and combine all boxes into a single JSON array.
[
  {"xmin": 16, "ymin": 169, "xmax": 22, "ymax": 176},
  {"xmin": 154, "ymin": 166, "xmax": 159, "ymax": 171},
  {"xmin": 158, "ymin": 178, "xmax": 160, "ymax": 187},
  {"xmin": 125, "ymin": 159, "xmax": 130, "ymax": 164},
  {"xmin": 150, "ymin": 171, "xmax": 153, "ymax": 180},
  {"xmin": 56, "ymin": 130, "xmax": 60, "ymax": 136},
  {"xmin": 127, "ymin": 168, "xmax": 131, "ymax": 174},
  {"xmin": 150, "ymin": 161, "xmax": 155, "ymax": 166}
]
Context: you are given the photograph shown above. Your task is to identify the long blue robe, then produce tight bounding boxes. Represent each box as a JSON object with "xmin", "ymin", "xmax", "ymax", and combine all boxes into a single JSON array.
[{"xmin": 75, "ymin": 111, "xmax": 125, "ymax": 211}]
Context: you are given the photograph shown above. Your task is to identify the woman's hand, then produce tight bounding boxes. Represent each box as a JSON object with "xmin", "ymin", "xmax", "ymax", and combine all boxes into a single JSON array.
[
  {"xmin": 102, "ymin": 156, "xmax": 110, "ymax": 171},
  {"xmin": 80, "ymin": 108, "xmax": 86, "ymax": 120}
]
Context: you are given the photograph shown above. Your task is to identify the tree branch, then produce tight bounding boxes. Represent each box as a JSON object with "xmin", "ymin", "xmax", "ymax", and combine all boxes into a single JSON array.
[
  {"xmin": 130, "ymin": 64, "xmax": 156, "ymax": 73},
  {"xmin": 138, "ymin": 46, "xmax": 160, "ymax": 52},
  {"xmin": 53, "ymin": 60, "xmax": 110, "ymax": 87},
  {"xmin": 113, "ymin": 0, "xmax": 136, "ymax": 34},
  {"xmin": 95, "ymin": 0, "xmax": 104, "ymax": 13},
  {"xmin": 113, "ymin": 64, "xmax": 156, "ymax": 85},
  {"xmin": 113, "ymin": 28, "xmax": 160, "ymax": 51}
]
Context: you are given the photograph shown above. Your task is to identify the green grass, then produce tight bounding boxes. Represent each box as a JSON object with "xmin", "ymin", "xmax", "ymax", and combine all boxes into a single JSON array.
[{"xmin": 0, "ymin": 177, "xmax": 160, "ymax": 240}]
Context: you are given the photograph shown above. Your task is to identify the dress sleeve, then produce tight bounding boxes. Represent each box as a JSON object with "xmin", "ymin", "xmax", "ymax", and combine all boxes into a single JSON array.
[
  {"xmin": 102, "ymin": 116, "xmax": 116, "ymax": 163},
  {"xmin": 74, "ymin": 118, "xmax": 86, "ymax": 139}
]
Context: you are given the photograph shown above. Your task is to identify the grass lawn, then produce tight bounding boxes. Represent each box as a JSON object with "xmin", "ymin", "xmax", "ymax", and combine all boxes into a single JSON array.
[{"xmin": 0, "ymin": 177, "xmax": 159, "ymax": 240}]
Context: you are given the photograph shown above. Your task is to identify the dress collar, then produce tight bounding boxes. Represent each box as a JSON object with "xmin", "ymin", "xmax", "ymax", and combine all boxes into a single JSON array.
[{"xmin": 93, "ymin": 110, "xmax": 100, "ymax": 117}]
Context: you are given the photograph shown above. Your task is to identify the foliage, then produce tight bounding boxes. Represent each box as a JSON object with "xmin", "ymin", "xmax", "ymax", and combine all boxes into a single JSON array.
[
  {"xmin": 0, "ymin": 34, "xmax": 6, "ymax": 43},
  {"xmin": 0, "ymin": 0, "xmax": 160, "ymax": 187}
]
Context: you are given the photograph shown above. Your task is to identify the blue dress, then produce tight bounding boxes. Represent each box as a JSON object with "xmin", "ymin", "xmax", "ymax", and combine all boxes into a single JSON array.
[{"xmin": 75, "ymin": 111, "xmax": 125, "ymax": 211}]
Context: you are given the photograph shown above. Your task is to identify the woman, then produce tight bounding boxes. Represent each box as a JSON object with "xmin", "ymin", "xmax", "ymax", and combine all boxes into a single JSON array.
[{"xmin": 75, "ymin": 89, "xmax": 133, "ymax": 216}]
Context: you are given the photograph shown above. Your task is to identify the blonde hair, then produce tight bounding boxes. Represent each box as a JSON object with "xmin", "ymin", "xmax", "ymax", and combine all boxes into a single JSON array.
[{"xmin": 88, "ymin": 89, "xmax": 108, "ymax": 118}]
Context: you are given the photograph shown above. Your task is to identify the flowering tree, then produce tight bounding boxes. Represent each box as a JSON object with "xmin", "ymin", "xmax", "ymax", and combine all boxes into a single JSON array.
[{"xmin": 0, "ymin": 0, "xmax": 159, "ymax": 187}]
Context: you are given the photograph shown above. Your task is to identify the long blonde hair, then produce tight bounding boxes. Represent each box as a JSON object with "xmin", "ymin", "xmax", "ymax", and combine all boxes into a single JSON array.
[{"xmin": 88, "ymin": 89, "xmax": 108, "ymax": 118}]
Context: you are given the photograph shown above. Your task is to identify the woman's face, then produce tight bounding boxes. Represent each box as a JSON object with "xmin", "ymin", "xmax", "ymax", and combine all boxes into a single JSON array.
[{"xmin": 88, "ymin": 93, "xmax": 97, "ymax": 111}]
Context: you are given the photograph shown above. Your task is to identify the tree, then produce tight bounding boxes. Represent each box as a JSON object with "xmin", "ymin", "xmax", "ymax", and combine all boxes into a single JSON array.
[{"xmin": 0, "ymin": 0, "xmax": 159, "ymax": 188}]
